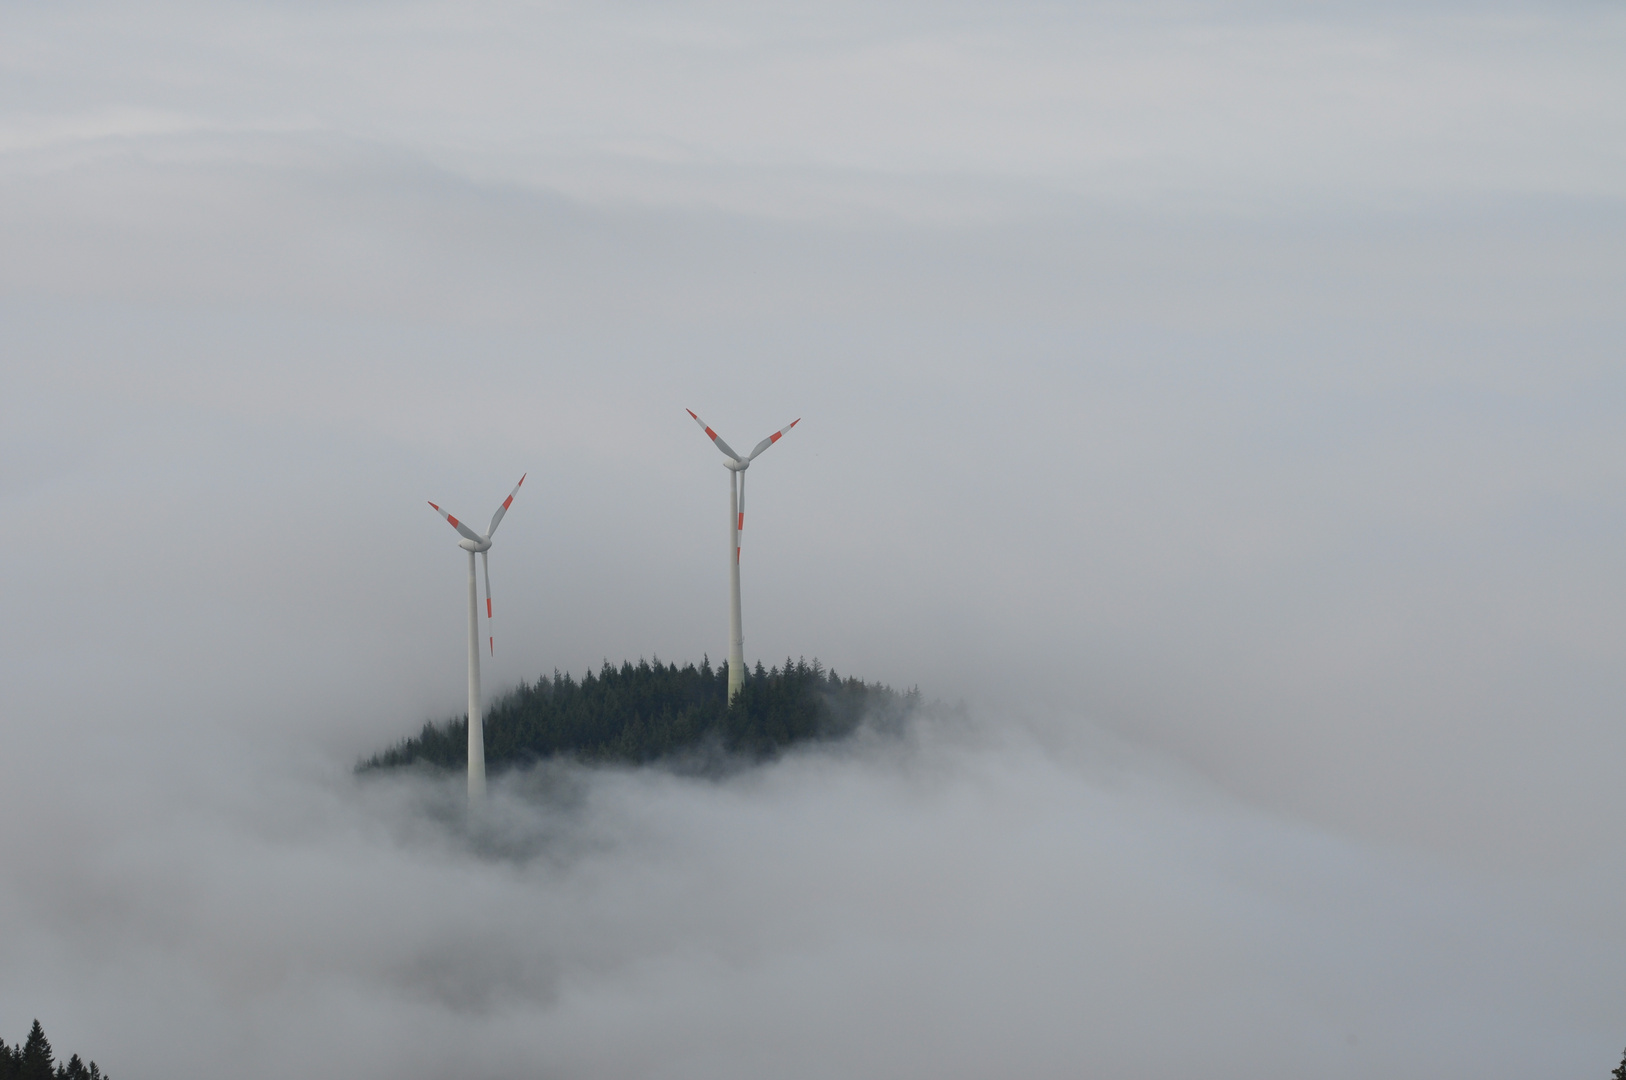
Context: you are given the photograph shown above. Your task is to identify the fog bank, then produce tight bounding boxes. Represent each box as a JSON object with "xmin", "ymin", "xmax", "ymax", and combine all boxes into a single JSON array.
[{"xmin": 4, "ymin": 711, "xmax": 1619, "ymax": 1079}]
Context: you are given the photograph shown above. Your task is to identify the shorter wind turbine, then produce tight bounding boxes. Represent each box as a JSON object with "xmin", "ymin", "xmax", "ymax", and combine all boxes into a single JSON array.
[
  {"xmin": 687, "ymin": 410, "xmax": 799, "ymax": 700},
  {"xmin": 428, "ymin": 473, "xmax": 525, "ymax": 799}
]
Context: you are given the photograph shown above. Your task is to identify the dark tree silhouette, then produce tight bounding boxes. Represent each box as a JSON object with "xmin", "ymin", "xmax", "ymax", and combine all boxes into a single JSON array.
[
  {"xmin": 20, "ymin": 1021, "xmax": 52, "ymax": 1080},
  {"xmin": 0, "ymin": 1019, "xmax": 109, "ymax": 1080},
  {"xmin": 360, "ymin": 657, "xmax": 920, "ymax": 774},
  {"xmin": 1612, "ymin": 1046, "xmax": 1626, "ymax": 1080}
]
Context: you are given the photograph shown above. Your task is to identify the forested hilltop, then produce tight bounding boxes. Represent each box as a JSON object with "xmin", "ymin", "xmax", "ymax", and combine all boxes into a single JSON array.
[{"xmin": 361, "ymin": 657, "xmax": 919, "ymax": 773}]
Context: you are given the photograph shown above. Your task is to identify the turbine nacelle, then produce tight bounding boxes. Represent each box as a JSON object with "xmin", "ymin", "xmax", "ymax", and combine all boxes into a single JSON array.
[
  {"xmin": 724, "ymin": 458, "xmax": 747, "ymax": 472},
  {"xmin": 427, "ymin": 472, "xmax": 525, "ymax": 554}
]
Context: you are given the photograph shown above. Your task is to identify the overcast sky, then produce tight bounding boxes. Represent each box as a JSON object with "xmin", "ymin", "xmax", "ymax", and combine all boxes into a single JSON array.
[{"xmin": 2, "ymin": 2, "xmax": 1624, "ymax": 1077}]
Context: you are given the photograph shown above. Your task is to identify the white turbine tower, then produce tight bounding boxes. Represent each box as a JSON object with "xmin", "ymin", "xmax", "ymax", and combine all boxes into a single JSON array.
[
  {"xmin": 687, "ymin": 410, "xmax": 800, "ymax": 701},
  {"xmin": 428, "ymin": 473, "xmax": 525, "ymax": 799}
]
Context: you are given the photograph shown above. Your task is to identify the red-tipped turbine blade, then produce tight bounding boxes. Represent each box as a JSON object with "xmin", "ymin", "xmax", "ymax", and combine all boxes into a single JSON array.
[
  {"xmin": 428, "ymin": 501, "xmax": 485, "ymax": 544},
  {"xmin": 747, "ymin": 417, "xmax": 801, "ymax": 461},
  {"xmin": 687, "ymin": 409, "xmax": 743, "ymax": 461},
  {"xmin": 487, "ymin": 473, "xmax": 526, "ymax": 537},
  {"xmin": 481, "ymin": 550, "xmax": 494, "ymax": 656}
]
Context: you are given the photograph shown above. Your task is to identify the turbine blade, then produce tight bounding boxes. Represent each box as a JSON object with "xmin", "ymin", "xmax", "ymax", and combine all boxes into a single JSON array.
[
  {"xmin": 747, "ymin": 417, "xmax": 801, "ymax": 460},
  {"xmin": 737, "ymin": 470, "xmax": 745, "ymax": 563},
  {"xmin": 428, "ymin": 501, "xmax": 484, "ymax": 544},
  {"xmin": 687, "ymin": 409, "xmax": 743, "ymax": 461},
  {"xmin": 481, "ymin": 550, "xmax": 494, "ymax": 656},
  {"xmin": 488, "ymin": 473, "xmax": 526, "ymax": 537}
]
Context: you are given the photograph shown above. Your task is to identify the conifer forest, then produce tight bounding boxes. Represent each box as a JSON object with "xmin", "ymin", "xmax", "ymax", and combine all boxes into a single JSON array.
[
  {"xmin": 0, "ymin": 1019, "xmax": 109, "ymax": 1080},
  {"xmin": 361, "ymin": 657, "xmax": 920, "ymax": 773}
]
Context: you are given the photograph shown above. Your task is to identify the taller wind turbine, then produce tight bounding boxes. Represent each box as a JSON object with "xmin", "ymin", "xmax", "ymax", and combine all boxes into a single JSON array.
[
  {"xmin": 687, "ymin": 410, "xmax": 799, "ymax": 700},
  {"xmin": 427, "ymin": 473, "xmax": 525, "ymax": 799}
]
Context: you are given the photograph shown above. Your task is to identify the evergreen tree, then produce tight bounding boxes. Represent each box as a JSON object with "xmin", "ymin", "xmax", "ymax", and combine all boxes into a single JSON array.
[
  {"xmin": 19, "ymin": 1021, "xmax": 51, "ymax": 1080},
  {"xmin": 1612, "ymin": 1046, "xmax": 1626, "ymax": 1080}
]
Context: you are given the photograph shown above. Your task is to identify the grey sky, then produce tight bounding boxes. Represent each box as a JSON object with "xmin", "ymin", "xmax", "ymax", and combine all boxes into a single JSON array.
[{"xmin": 1, "ymin": 2, "xmax": 1623, "ymax": 1077}]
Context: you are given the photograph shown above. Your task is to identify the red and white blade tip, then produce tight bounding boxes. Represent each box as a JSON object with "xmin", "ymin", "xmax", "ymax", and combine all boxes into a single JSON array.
[
  {"xmin": 502, "ymin": 474, "xmax": 525, "ymax": 510},
  {"xmin": 429, "ymin": 501, "xmax": 486, "ymax": 543},
  {"xmin": 746, "ymin": 417, "xmax": 801, "ymax": 460},
  {"xmin": 688, "ymin": 411, "xmax": 719, "ymax": 440},
  {"xmin": 687, "ymin": 409, "xmax": 743, "ymax": 459}
]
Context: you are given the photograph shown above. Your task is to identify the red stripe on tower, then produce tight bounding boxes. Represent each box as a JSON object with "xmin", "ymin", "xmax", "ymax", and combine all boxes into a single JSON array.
[
  {"xmin": 736, "ymin": 546, "xmax": 741, "ymax": 563},
  {"xmin": 489, "ymin": 637, "xmax": 494, "ymax": 656},
  {"xmin": 486, "ymin": 598, "xmax": 492, "ymax": 617},
  {"xmin": 738, "ymin": 512, "xmax": 744, "ymax": 529}
]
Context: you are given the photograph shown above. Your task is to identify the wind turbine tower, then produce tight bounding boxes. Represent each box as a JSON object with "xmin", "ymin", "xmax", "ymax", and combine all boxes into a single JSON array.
[
  {"xmin": 428, "ymin": 474, "xmax": 525, "ymax": 799},
  {"xmin": 687, "ymin": 410, "xmax": 799, "ymax": 700}
]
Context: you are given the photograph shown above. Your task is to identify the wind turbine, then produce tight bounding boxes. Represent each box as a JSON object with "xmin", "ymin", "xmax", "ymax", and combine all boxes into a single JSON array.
[
  {"xmin": 687, "ymin": 410, "xmax": 799, "ymax": 701},
  {"xmin": 427, "ymin": 473, "xmax": 525, "ymax": 799}
]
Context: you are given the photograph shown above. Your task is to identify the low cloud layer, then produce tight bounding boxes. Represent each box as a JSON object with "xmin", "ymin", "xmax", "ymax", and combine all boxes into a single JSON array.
[{"xmin": 5, "ymin": 710, "xmax": 1619, "ymax": 1079}]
